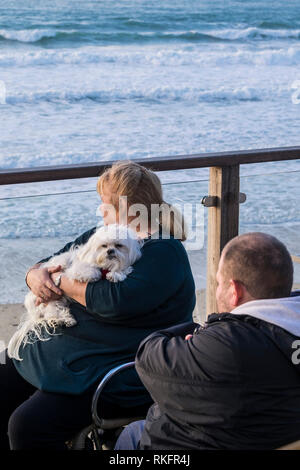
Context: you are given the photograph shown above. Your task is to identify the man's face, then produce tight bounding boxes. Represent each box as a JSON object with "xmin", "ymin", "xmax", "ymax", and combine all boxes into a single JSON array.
[{"xmin": 216, "ymin": 255, "xmax": 233, "ymax": 313}]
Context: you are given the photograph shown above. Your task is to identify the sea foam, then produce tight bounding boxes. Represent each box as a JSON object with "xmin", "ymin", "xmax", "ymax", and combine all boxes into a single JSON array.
[
  {"xmin": 4, "ymin": 85, "xmax": 268, "ymax": 105},
  {"xmin": 0, "ymin": 45, "xmax": 300, "ymax": 68},
  {"xmin": 0, "ymin": 26, "xmax": 299, "ymax": 45},
  {"xmin": 0, "ymin": 28, "xmax": 60, "ymax": 43}
]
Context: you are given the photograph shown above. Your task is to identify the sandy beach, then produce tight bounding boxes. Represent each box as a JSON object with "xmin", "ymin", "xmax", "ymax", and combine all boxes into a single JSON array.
[{"xmin": 0, "ymin": 303, "xmax": 26, "ymax": 346}]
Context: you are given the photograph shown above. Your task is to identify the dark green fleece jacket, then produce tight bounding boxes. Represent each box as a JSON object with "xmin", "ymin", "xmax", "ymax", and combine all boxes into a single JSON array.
[{"xmin": 13, "ymin": 226, "xmax": 195, "ymax": 405}]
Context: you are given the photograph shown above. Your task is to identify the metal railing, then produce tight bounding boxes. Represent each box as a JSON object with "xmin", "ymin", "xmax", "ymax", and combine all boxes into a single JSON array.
[{"xmin": 1, "ymin": 145, "xmax": 299, "ymax": 314}]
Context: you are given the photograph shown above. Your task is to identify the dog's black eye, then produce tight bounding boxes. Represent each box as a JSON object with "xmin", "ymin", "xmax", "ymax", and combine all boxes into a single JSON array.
[
  {"xmin": 102, "ymin": 244, "xmax": 107, "ymax": 248},
  {"xmin": 115, "ymin": 243, "xmax": 123, "ymax": 248}
]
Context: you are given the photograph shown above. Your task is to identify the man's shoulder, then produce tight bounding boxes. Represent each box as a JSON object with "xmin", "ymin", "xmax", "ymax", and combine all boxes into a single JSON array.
[
  {"xmin": 205, "ymin": 311, "xmax": 276, "ymax": 336},
  {"xmin": 200, "ymin": 311, "xmax": 293, "ymax": 356},
  {"xmin": 194, "ymin": 312, "xmax": 273, "ymax": 351}
]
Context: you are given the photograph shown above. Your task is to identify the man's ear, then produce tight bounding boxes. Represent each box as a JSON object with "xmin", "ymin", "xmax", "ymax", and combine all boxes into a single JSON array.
[{"xmin": 230, "ymin": 280, "xmax": 244, "ymax": 307}]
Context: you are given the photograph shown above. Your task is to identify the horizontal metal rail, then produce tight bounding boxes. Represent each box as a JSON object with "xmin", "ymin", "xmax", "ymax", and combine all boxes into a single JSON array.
[{"xmin": 0, "ymin": 145, "xmax": 299, "ymax": 185}]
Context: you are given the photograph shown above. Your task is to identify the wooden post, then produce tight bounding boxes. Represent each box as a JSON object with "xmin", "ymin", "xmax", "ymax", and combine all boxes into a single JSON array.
[{"xmin": 206, "ymin": 165, "xmax": 240, "ymax": 316}]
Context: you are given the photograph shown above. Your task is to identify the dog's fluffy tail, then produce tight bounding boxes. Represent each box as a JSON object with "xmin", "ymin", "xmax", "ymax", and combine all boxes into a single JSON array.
[{"xmin": 7, "ymin": 317, "xmax": 58, "ymax": 361}]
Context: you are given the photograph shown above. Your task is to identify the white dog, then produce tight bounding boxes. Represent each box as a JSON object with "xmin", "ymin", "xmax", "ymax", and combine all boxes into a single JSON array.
[{"xmin": 8, "ymin": 224, "xmax": 143, "ymax": 361}]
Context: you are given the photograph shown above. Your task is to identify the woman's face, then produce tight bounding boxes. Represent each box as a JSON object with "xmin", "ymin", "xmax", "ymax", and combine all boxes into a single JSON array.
[{"xmin": 99, "ymin": 190, "xmax": 119, "ymax": 226}]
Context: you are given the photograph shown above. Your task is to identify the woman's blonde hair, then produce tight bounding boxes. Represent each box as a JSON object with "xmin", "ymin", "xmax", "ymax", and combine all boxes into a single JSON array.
[{"xmin": 97, "ymin": 160, "xmax": 187, "ymax": 241}]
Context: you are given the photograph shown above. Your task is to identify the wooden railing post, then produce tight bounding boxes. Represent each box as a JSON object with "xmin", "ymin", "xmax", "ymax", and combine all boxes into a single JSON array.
[{"xmin": 206, "ymin": 165, "xmax": 240, "ymax": 316}]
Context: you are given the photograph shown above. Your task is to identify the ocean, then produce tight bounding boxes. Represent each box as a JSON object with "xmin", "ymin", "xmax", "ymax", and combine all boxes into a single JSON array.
[{"xmin": 0, "ymin": 0, "xmax": 299, "ymax": 303}]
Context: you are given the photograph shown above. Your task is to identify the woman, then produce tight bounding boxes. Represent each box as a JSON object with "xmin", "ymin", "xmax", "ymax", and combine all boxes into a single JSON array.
[{"xmin": 0, "ymin": 161, "xmax": 196, "ymax": 449}]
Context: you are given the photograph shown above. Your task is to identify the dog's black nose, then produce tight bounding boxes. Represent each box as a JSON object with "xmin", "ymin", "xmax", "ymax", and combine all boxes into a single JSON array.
[{"xmin": 107, "ymin": 249, "xmax": 115, "ymax": 255}]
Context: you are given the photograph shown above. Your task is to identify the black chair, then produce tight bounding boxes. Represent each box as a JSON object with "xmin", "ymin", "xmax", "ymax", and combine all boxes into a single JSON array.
[{"xmin": 71, "ymin": 362, "xmax": 151, "ymax": 450}]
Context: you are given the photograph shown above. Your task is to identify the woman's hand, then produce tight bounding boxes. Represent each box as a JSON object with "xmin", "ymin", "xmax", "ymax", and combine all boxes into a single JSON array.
[
  {"xmin": 26, "ymin": 265, "xmax": 63, "ymax": 304},
  {"xmin": 34, "ymin": 270, "xmax": 88, "ymax": 308}
]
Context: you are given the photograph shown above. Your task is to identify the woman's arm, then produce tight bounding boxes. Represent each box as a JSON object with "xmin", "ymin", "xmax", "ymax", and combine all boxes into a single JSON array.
[
  {"xmin": 27, "ymin": 227, "xmax": 97, "ymax": 305},
  {"xmin": 84, "ymin": 239, "xmax": 186, "ymax": 323},
  {"xmin": 40, "ymin": 240, "xmax": 182, "ymax": 310},
  {"xmin": 52, "ymin": 273, "xmax": 87, "ymax": 307}
]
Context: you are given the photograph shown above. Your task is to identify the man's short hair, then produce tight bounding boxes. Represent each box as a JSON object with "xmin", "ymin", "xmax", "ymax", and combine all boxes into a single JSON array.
[{"xmin": 221, "ymin": 232, "xmax": 294, "ymax": 299}]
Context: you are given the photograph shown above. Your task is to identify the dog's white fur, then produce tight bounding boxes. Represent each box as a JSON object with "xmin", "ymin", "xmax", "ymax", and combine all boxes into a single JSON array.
[{"xmin": 8, "ymin": 224, "xmax": 143, "ymax": 361}]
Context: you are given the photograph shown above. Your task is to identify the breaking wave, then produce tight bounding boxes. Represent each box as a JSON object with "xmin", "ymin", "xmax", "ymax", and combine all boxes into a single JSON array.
[
  {"xmin": 5, "ymin": 85, "xmax": 267, "ymax": 105},
  {"xmin": 0, "ymin": 26, "xmax": 300, "ymax": 45}
]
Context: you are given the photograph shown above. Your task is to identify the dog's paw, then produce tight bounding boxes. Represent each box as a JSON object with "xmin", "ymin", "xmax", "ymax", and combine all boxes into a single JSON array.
[
  {"xmin": 125, "ymin": 266, "xmax": 133, "ymax": 275},
  {"xmin": 106, "ymin": 271, "xmax": 126, "ymax": 282},
  {"xmin": 64, "ymin": 317, "xmax": 77, "ymax": 327},
  {"xmin": 105, "ymin": 271, "xmax": 115, "ymax": 282},
  {"xmin": 50, "ymin": 314, "xmax": 77, "ymax": 328}
]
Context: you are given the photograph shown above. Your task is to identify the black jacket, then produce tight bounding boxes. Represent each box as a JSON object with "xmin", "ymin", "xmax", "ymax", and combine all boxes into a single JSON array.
[{"xmin": 136, "ymin": 307, "xmax": 300, "ymax": 450}]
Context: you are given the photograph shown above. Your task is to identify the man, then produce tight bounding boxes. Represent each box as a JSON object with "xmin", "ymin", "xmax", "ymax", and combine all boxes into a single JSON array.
[{"xmin": 115, "ymin": 232, "xmax": 300, "ymax": 450}]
